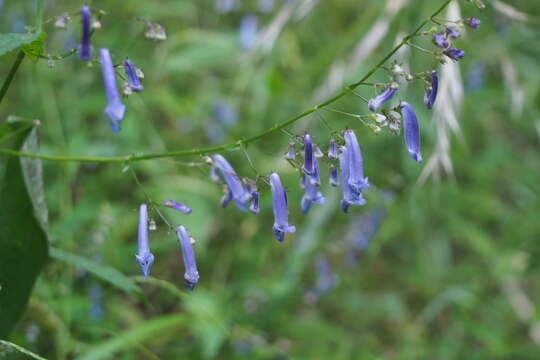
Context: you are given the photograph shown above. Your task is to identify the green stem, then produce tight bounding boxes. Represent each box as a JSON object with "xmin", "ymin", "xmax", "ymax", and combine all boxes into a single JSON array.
[
  {"xmin": 0, "ymin": 0, "xmax": 452, "ymax": 163},
  {"xmin": 0, "ymin": 51, "xmax": 26, "ymax": 106},
  {"xmin": 36, "ymin": 0, "xmax": 44, "ymax": 32}
]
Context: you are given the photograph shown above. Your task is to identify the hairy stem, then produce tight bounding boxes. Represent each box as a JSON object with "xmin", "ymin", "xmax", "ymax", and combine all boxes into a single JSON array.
[{"xmin": 0, "ymin": 0, "xmax": 452, "ymax": 163}]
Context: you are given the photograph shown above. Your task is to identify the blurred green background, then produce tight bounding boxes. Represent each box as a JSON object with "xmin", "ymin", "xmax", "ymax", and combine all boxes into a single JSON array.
[{"xmin": 1, "ymin": 0, "xmax": 540, "ymax": 359}]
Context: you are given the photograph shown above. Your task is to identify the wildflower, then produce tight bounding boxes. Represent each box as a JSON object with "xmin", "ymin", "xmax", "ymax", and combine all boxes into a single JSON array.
[
  {"xmin": 424, "ymin": 71, "xmax": 439, "ymax": 110},
  {"xmin": 444, "ymin": 47, "xmax": 465, "ymax": 60},
  {"xmin": 433, "ymin": 33, "xmax": 449, "ymax": 49},
  {"xmin": 301, "ymin": 157, "xmax": 325, "ymax": 214},
  {"xmin": 176, "ymin": 225, "xmax": 200, "ymax": 291},
  {"xmin": 54, "ymin": 13, "xmax": 70, "ymax": 29},
  {"xmin": 328, "ymin": 138, "xmax": 338, "ymax": 159},
  {"xmin": 368, "ymin": 86, "xmax": 397, "ymax": 112},
  {"xmin": 285, "ymin": 141, "xmax": 296, "ymax": 160},
  {"xmin": 239, "ymin": 14, "xmax": 257, "ymax": 50},
  {"xmin": 400, "ymin": 102, "xmax": 422, "ymax": 163},
  {"xmin": 135, "ymin": 204, "xmax": 154, "ymax": 277},
  {"xmin": 313, "ymin": 144, "xmax": 324, "ymax": 158},
  {"xmin": 144, "ymin": 21, "xmax": 167, "ymax": 40},
  {"xmin": 99, "ymin": 48, "xmax": 126, "ymax": 132},
  {"xmin": 79, "ymin": 6, "xmax": 92, "ymax": 60},
  {"xmin": 339, "ymin": 145, "xmax": 367, "ymax": 213},
  {"xmin": 302, "ymin": 134, "xmax": 315, "ymax": 178},
  {"xmin": 269, "ymin": 173, "xmax": 296, "ymax": 242},
  {"xmin": 329, "ymin": 163, "xmax": 339, "ymax": 187},
  {"xmin": 211, "ymin": 154, "xmax": 252, "ymax": 211},
  {"xmin": 446, "ymin": 26, "xmax": 461, "ymax": 39},
  {"xmin": 124, "ymin": 59, "xmax": 144, "ymax": 92},
  {"xmin": 343, "ymin": 129, "xmax": 369, "ymax": 192},
  {"xmin": 164, "ymin": 200, "xmax": 192, "ymax": 214},
  {"xmin": 465, "ymin": 17, "xmax": 481, "ymax": 29},
  {"xmin": 246, "ymin": 182, "xmax": 260, "ymax": 214}
]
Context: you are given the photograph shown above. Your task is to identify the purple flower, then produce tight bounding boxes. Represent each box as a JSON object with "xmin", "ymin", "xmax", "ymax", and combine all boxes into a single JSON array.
[
  {"xmin": 302, "ymin": 134, "xmax": 315, "ymax": 177},
  {"xmin": 446, "ymin": 26, "xmax": 461, "ymax": 39},
  {"xmin": 343, "ymin": 129, "xmax": 369, "ymax": 192},
  {"xmin": 339, "ymin": 145, "xmax": 367, "ymax": 213},
  {"xmin": 269, "ymin": 173, "xmax": 296, "ymax": 242},
  {"xmin": 135, "ymin": 204, "xmax": 154, "ymax": 277},
  {"xmin": 301, "ymin": 157, "xmax": 325, "ymax": 214},
  {"xmin": 164, "ymin": 200, "xmax": 192, "ymax": 214},
  {"xmin": 124, "ymin": 59, "xmax": 144, "ymax": 92},
  {"xmin": 368, "ymin": 87, "xmax": 397, "ymax": 112},
  {"xmin": 99, "ymin": 48, "xmax": 126, "ymax": 132},
  {"xmin": 328, "ymin": 138, "xmax": 338, "ymax": 159},
  {"xmin": 211, "ymin": 154, "xmax": 252, "ymax": 211},
  {"xmin": 424, "ymin": 71, "xmax": 438, "ymax": 110},
  {"xmin": 400, "ymin": 101, "xmax": 422, "ymax": 163},
  {"xmin": 79, "ymin": 5, "xmax": 92, "ymax": 61},
  {"xmin": 444, "ymin": 47, "xmax": 465, "ymax": 60},
  {"xmin": 246, "ymin": 182, "xmax": 260, "ymax": 214},
  {"xmin": 433, "ymin": 33, "xmax": 449, "ymax": 49},
  {"xmin": 285, "ymin": 141, "xmax": 296, "ymax": 160},
  {"xmin": 176, "ymin": 225, "xmax": 200, "ymax": 291},
  {"xmin": 465, "ymin": 17, "xmax": 481, "ymax": 29},
  {"xmin": 329, "ymin": 163, "xmax": 339, "ymax": 187},
  {"xmin": 239, "ymin": 14, "xmax": 257, "ymax": 50}
]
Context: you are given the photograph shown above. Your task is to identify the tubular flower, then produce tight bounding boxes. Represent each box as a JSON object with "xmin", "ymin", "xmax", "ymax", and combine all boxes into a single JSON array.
[
  {"xmin": 246, "ymin": 182, "xmax": 260, "ymax": 214},
  {"xmin": 164, "ymin": 200, "xmax": 192, "ymax": 214},
  {"xmin": 135, "ymin": 204, "xmax": 154, "ymax": 277},
  {"xmin": 285, "ymin": 141, "xmax": 296, "ymax": 160},
  {"xmin": 301, "ymin": 157, "xmax": 325, "ymax": 214},
  {"xmin": 79, "ymin": 5, "xmax": 92, "ymax": 60},
  {"xmin": 343, "ymin": 129, "xmax": 369, "ymax": 192},
  {"xmin": 269, "ymin": 173, "xmax": 296, "ymax": 242},
  {"xmin": 339, "ymin": 145, "xmax": 367, "ymax": 213},
  {"xmin": 400, "ymin": 101, "xmax": 423, "ymax": 163},
  {"xmin": 99, "ymin": 48, "xmax": 126, "ymax": 132},
  {"xmin": 329, "ymin": 163, "xmax": 339, "ymax": 187},
  {"xmin": 446, "ymin": 26, "xmax": 461, "ymax": 39},
  {"xmin": 328, "ymin": 138, "xmax": 338, "ymax": 159},
  {"xmin": 211, "ymin": 154, "xmax": 252, "ymax": 211},
  {"xmin": 433, "ymin": 33, "xmax": 449, "ymax": 49},
  {"xmin": 368, "ymin": 87, "xmax": 397, "ymax": 112},
  {"xmin": 176, "ymin": 225, "xmax": 200, "ymax": 291},
  {"xmin": 465, "ymin": 17, "xmax": 481, "ymax": 29},
  {"xmin": 124, "ymin": 59, "xmax": 144, "ymax": 92},
  {"xmin": 424, "ymin": 71, "xmax": 439, "ymax": 110},
  {"xmin": 444, "ymin": 47, "xmax": 465, "ymax": 60},
  {"xmin": 302, "ymin": 134, "xmax": 314, "ymax": 177}
]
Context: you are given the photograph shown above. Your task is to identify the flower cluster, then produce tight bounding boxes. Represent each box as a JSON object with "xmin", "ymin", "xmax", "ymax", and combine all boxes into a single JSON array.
[{"xmin": 432, "ymin": 17, "xmax": 481, "ymax": 62}]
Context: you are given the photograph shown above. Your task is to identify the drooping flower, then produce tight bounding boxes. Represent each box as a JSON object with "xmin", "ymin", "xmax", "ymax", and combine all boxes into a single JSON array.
[
  {"xmin": 302, "ymin": 134, "xmax": 314, "ymax": 177},
  {"xmin": 239, "ymin": 14, "xmax": 257, "ymax": 50},
  {"xmin": 446, "ymin": 26, "xmax": 461, "ymax": 39},
  {"xmin": 135, "ymin": 204, "xmax": 154, "ymax": 277},
  {"xmin": 424, "ymin": 70, "xmax": 439, "ymax": 110},
  {"xmin": 339, "ymin": 145, "xmax": 367, "ymax": 213},
  {"xmin": 211, "ymin": 154, "xmax": 252, "ymax": 211},
  {"xmin": 433, "ymin": 33, "xmax": 449, "ymax": 49},
  {"xmin": 444, "ymin": 47, "xmax": 465, "ymax": 60},
  {"xmin": 78, "ymin": 6, "xmax": 93, "ymax": 61},
  {"xmin": 176, "ymin": 225, "xmax": 200, "ymax": 291},
  {"xmin": 124, "ymin": 59, "xmax": 144, "ymax": 92},
  {"xmin": 465, "ymin": 17, "xmax": 481, "ymax": 29},
  {"xmin": 328, "ymin": 138, "xmax": 338, "ymax": 159},
  {"xmin": 301, "ymin": 157, "xmax": 325, "ymax": 214},
  {"xmin": 164, "ymin": 200, "xmax": 192, "ymax": 214},
  {"xmin": 329, "ymin": 163, "xmax": 339, "ymax": 187},
  {"xmin": 99, "ymin": 48, "xmax": 126, "ymax": 132},
  {"xmin": 368, "ymin": 87, "xmax": 397, "ymax": 112},
  {"xmin": 246, "ymin": 182, "xmax": 260, "ymax": 214},
  {"xmin": 313, "ymin": 144, "xmax": 324, "ymax": 158},
  {"xmin": 400, "ymin": 101, "xmax": 422, "ymax": 163},
  {"xmin": 343, "ymin": 129, "xmax": 369, "ymax": 192},
  {"xmin": 285, "ymin": 141, "xmax": 296, "ymax": 160},
  {"xmin": 269, "ymin": 172, "xmax": 296, "ymax": 242}
]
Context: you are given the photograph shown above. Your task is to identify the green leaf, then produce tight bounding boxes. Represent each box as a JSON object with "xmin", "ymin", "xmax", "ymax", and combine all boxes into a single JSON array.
[
  {"xmin": 49, "ymin": 248, "xmax": 141, "ymax": 295},
  {"xmin": 0, "ymin": 340, "xmax": 48, "ymax": 360},
  {"xmin": 0, "ymin": 33, "xmax": 42, "ymax": 58},
  {"xmin": 20, "ymin": 32, "xmax": 47, "ymax": 62},
  {"xmin": 0, "ymin": 126, "xmax": 49, "ymax": 338},
  {"xmin": 75, "ymin": 314, "xmax": 185, "ymax": 360},
  {"xmin": 0, "ymin": 119, "xmax": 33, "ymax": 143}
]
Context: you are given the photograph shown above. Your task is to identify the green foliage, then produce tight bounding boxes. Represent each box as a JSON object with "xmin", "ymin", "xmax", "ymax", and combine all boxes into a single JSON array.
[
  {"xmin": 0, "ymin": 340, "xmax": 47, "ymax": 360},
  {"xmin": 0, "ymin": 33, "xmax": 42, "ymax": 58},
  {"xmin": 0, "ymin": 125, "xmax": 48, "ymax": 338}
]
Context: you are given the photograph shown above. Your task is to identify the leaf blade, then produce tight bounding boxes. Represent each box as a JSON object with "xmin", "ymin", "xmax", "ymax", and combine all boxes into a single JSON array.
[{"xmin": 0, "ymin": 33, "xmax": 41, "ymax": 58}]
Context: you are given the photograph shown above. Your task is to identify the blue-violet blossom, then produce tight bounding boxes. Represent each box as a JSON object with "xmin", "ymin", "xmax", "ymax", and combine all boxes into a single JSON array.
[
  {"xmin": 176, "ymin": 225, "xmax": 200, "ymax": 291},
  {"xmin": 269, "ymin": 172, "xmax": 296, "ymax": 242},
  {"xmin": 444, "ymin": 47, "xmax": 465, "ymax": 60},
  {"xmin": 339, "ymin": 144, "xmax": 367, "ymax": 213},
  {"xmin": 99, "ymin": 48, "xmax": 126, "ymax": 132},
  {"xmin": 79, "ymin": 5, "xmax": 92, "ymax": 61},
  {"xmin": 446, "ymin": 26, "xmax": 461, "ymax": 39},
  {"xmin": 124, "ymin": 59, "xmax": 144, "ymax": 92},
  {"xmin": 301, "ymin": 157, "xmax": 325, "ymax": 214},
  {"xmin": 368, "ymin": 87, "xmax": 397, "ymax": 112},
  {"xmin": 135, "ymin": 204, "xmax": 154, "ymax": 277},
  {"xmin": 433, "ymin": 33, "xmax": 449, "ymax": 49},
  {"xmin": 465, "ymin": 17, "xmax": 481, "ymax": 29},
  {"xmin": 424, "ymin": 71, "xmax": 439, "ymax": 109},
  {"xmin": 211, "ymin": 154, "xmax": 252, "ymax": 211},
  {"xmin": 400, "ymin": 101, "xmax": 422, "ymax": 163},
  {"xmin": 343, "ymin": 129, "xmax": 369, "ymax": 192},
  {"xmin": 164, "ymin": 200, "xmax": 192, "ymax": 214}
]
